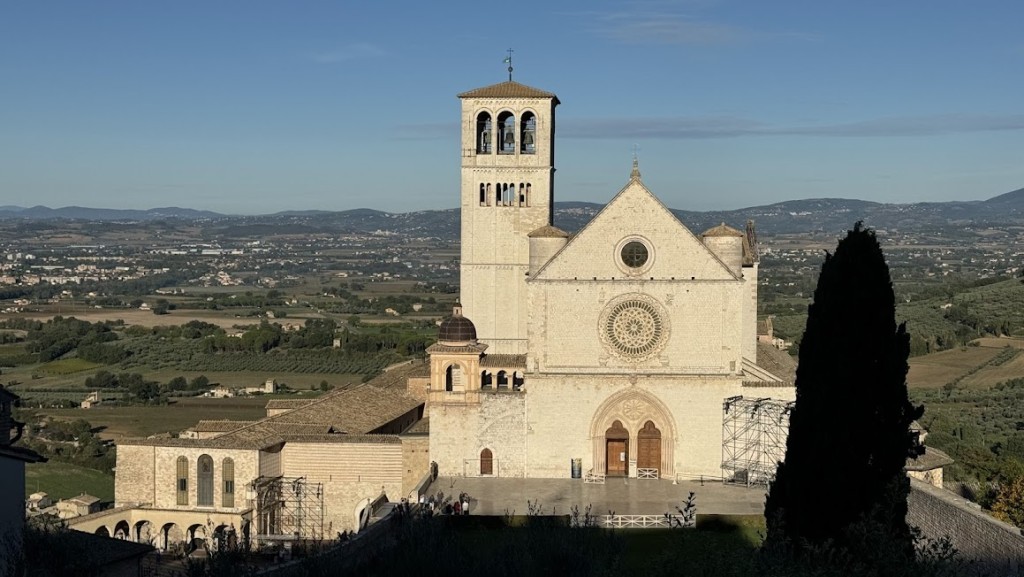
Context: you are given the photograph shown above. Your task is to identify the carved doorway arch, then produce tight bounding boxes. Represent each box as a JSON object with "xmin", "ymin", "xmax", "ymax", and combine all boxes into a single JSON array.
[{"xmin": 589, "ymin": 389, "xmax": 677, "ymax": 478}]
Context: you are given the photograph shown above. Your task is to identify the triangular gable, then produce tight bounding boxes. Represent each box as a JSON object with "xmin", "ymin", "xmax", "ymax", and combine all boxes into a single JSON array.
[{"xmin": 532, "ymin": 178, "xmax": 739, "ymax": 281}]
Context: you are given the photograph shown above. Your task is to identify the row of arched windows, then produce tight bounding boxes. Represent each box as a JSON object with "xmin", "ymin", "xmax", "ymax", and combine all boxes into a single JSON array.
[
  {"xmin": 481, "ymin": 370, "xmax": 524, "ymax": 390},
  {"xmin": 442, "ymin": 365, "xmax": 525, "ymax": 392},
  {"xmin": 476, "ymin": 111, "xmax": 537, "ymax": 155},
  {"xmin": 176, "ymin": 455, "xmax": 235, "ymax": 508},
  {"xmin": 478, "ymin": 182, "xmax": 532, "ymax": 207}
]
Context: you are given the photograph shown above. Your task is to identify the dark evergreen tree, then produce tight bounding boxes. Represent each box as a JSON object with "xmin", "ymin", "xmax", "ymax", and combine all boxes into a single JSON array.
[{"xmin": 764, "ymin": 223, "xmax": 923, "ymax": 561}]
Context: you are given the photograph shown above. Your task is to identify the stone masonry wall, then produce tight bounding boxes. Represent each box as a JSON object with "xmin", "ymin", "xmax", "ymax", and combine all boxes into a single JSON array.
[
  {"xmin": 115, "ymin": 444, "xmax": 155, "ymax": 506},
  {"xmin": 527, "ymin": 375, "xmax": 742, "ymax": 479},
  {"xmin": 908, "ymin": 478, "xmax": 1024, "ymax": 573},
  {"xmin": 282, "ymin": 441, "xmax": 404, "ymax": 533},
  {"xmin": 116, "ymin": 444, "xmax": 259, "ymax": 511},
  {"xmin": 429, "ymin": 393, "xmax": 527, "ymax": 478},
  {"xmin": 400, "ymin": 435, "xmax": 430, "ymax": 496}
]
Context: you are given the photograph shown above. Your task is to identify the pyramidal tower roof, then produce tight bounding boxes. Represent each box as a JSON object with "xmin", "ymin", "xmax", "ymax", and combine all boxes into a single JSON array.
[{"xmin": 458, "ymin": 81, "xmax": 560, "ymax": 104}]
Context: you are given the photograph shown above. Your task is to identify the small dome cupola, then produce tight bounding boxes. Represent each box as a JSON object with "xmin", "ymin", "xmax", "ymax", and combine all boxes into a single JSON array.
[
  {"xmin": 438, "ymin": 305, "xmax": 478, "ymax": 345},
  {"xmin": 702, "ymin": 222, "xmax": 745, "ymax": 275},
  {"xmin": 528, "ymin": 225, "xmax": 570, "ymax": 275}
]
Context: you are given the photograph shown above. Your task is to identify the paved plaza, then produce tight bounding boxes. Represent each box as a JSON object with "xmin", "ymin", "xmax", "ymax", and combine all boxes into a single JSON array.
[{"xmin": 429, "ymin": 476, "xmax": 768, "ymax": 517}]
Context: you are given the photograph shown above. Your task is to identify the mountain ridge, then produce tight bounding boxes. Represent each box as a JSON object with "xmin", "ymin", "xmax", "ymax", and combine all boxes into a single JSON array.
[{"xmin": 1, "ymin": 188, "xmax": 1021, "ymax": 238}]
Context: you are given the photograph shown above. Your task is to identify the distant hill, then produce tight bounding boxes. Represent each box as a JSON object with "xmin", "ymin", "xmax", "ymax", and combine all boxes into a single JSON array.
[
  {"xmin": 1, "ymin": 186, "xmax": 1021, "ymax": 238},
  {"xmin": 0, "ymin": 205, "xmax": 224, "ymax": 220},
  {"xmin": 984, "ymin": 186, "xmax": 1024, "ymax": 208}
]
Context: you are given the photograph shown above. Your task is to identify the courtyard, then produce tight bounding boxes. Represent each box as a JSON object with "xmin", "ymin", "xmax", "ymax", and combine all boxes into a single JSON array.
[{"xmin": 430, "ymin": 476, "xmax": 767, "ymax": 517}]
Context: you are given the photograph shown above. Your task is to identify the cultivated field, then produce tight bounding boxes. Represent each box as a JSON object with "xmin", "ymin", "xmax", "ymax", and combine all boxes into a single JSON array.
[
  {"xmin": 40, "ymin": 396, "xmax": 290, "ymax": 441},
  {"xmin": 19, "ymin": 309, "xmax": 265, "ymax": 329},
  {"xmin": 907, "ymin": 346, "xmax": 1001, "ymax": 389},
  {"xmin": 907, "ymin": 338, "xmax": 1024, "ymax": 389},
  {"xmin": 25, "ymin": 461, "xmax": 114, "ymax": 502}
]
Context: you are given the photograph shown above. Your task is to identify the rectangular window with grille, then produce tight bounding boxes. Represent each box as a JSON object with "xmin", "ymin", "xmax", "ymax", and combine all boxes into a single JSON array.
[
  {"xmin": 223, "ymin": 480, "xmax": 235, "ymax": 507},
  {"xmin": 222, "ymin": 458, "xmax": 235, "ymax": 508},
  {"xmin": 176, "ymin": 456, "xmax": 189, "ymax": 505}
]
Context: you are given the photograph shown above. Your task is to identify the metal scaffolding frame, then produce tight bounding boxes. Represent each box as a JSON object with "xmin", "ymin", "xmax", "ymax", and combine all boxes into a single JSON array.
[
  {"xmin": 249, "ymin": 475, "xmax": 325, "ymax": 543},
  {"xmin": 721, "ymin": 396, "xmax": 793, "ymax": 486}
]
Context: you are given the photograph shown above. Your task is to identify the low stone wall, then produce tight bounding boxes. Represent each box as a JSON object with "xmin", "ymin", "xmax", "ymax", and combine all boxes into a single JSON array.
[{"xmin": 908, "ymin": 478, "xmax": 1024, "ymax": 574}]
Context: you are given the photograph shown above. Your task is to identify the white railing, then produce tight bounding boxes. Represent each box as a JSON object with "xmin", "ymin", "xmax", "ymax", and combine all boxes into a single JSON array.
[
  {"xmin": 637, "ymin": 468, "xmax": 659, "ymax": 479},
  {"xmin": 601, "ymin": 515, "xmax": 670, "ymax": 529},
  {"xmin": 583, "ymin": 469, "xmax": 605, "ymax": 484}
]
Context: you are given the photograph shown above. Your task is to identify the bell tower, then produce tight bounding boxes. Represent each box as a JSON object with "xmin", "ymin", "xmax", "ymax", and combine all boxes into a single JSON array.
[{"xmin": 457, "ymin": 80, "xmax": 559, "ymax": 355}]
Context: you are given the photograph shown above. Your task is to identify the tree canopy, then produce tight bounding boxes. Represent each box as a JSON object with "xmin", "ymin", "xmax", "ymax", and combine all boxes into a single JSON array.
[{"xmin": 764, "ymin": 223, "xmax": 923, "ymax": 562}]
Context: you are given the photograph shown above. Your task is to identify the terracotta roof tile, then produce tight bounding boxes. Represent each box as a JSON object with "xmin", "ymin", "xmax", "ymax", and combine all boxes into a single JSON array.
[
  {"xmin": 193, "ymin": 420, "xmax": 257, "ymax": 433},
  {"xmin": 427, "ymin": 343, "xmax": 487, "ymax": 355},
  {"xmin": 528, "ymin": 225, "xmax": 570, "ymax": 238},
  {"xmin": 280, "ymin": 434, "xmax": 401, "ymax": 444},
  {"xmin": 481, "ymin": 354, "xmax": 527, "ymax": 369},
  {"xmin": 272, "ymin": 384, "xmax": 422, "ymax": 434},
  {"xmin": 122, "ymin": 361, "xmax": 426, "ymax": 450},
  {"xmin": 458, "ymin": 81, "xmax": 559, "ymax": 103},
  {"xmin": 264, "ymin": 399, "xmax": 314, "ymax": 410},
  {"xmin": 906, "ymin": 446, "xmax": 954, "ymax": 471},
  {"xmin": 742, "ymin": 342, "xmax": 797, "ymax": 387},
  {"xmin": 702, "ymin": 222, "xmax": 745, "ymax": 238}
]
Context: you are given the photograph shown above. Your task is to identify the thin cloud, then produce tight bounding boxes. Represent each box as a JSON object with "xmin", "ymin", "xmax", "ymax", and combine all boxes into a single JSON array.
[
  {"xmin": 560, "ymin": 113, "xmax": 1024, "ymax": 139},
  {"xmin": 309, "ymin": 43, "xmax": 385, "ymax": 63},
  {"xmin": 599, "ymin": 13, "xmax": 749, "ymax": 45},
  {"xmin": 581, "ymin": 6, "xmax": 818, "ymax": 46}
]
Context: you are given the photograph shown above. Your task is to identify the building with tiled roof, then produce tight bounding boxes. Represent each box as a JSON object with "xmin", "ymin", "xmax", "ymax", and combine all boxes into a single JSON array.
[{"xmin": 108, "ymin": 362, "xmax": 428, "ymax": 549}]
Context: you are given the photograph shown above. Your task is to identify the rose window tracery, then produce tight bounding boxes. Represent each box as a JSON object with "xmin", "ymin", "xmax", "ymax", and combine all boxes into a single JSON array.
[{"xmin": 600, "ymin": 296, "xmax": 669, "ymax": 361}]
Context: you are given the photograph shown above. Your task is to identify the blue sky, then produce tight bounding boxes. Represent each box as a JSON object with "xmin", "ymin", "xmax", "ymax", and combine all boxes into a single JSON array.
[{"xmin": 2, "ymin": 1, "xmax": 1022, "ymax": 214}]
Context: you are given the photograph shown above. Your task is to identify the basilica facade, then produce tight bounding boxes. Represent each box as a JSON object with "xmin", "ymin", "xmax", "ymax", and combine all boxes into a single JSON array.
[
  {"xmin": 427, "ymin": 79, "xmax": 796, "ymax": 481},
  {"xmin": 101, "ymin": 78, "xmax": 797, "ymax": 549}
]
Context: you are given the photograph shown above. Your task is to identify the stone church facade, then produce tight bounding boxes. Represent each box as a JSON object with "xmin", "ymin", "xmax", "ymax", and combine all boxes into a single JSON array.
[
  {"xmin": 101, "ymin": 77, "xmax": 797, "ymax": 549},
  {"xmin": 428, "ymin": 80, "xmax": 795, "ymax": 481}
]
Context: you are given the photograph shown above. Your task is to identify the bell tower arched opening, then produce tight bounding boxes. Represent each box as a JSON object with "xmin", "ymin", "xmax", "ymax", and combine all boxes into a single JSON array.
[
  {"xmin": 497, "ymin": 111, "xmax": 516, "ymax": 154},
  {"xmin": 476, "ymin": 112, "xmax": 492, "ymax": 154},
  {"xmin": 520, "ymin": 111, "xmax": 536, "ymax": 154}
]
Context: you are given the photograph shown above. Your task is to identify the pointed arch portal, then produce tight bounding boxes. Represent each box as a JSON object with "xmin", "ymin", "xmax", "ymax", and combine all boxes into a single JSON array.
[{"xmin": 589, "ymin": 389, "xmax": 677, "ymax": 477}]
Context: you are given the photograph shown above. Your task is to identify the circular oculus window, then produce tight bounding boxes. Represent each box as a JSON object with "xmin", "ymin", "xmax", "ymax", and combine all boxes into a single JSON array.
[
  {"xmin": 620, "ymin": 241, "xmax": 649, "ymax": 268},
  {"xmin": 601, "ymin": 297, "xmax": 668, "ymax": 360}
]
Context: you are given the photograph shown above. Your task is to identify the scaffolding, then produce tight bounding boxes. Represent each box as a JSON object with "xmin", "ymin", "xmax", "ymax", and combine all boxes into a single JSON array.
[
  {"xmin": 721, "ymin": 396, "xmax": 793, "ymax": 486},
  {"xmin": 249, "ymin": 476, "xmax": 325, "ymax": 543}
]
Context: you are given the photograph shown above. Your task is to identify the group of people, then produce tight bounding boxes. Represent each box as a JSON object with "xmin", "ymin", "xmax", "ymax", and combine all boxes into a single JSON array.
[{"xmin": 420, "ymin": 491, "xmax": 472, "ymax": 516}]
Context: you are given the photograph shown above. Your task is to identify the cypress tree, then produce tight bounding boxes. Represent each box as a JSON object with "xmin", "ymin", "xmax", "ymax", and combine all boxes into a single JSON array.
[{"xmin": 764, "ymin": 222, "xmax": 923, "ymax": 559}]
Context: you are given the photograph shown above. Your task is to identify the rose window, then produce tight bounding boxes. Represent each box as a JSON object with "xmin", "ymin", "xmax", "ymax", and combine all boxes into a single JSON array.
[{"xmin": 601, "ymin": 298, "xmax": 668, "ymax": 360}]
